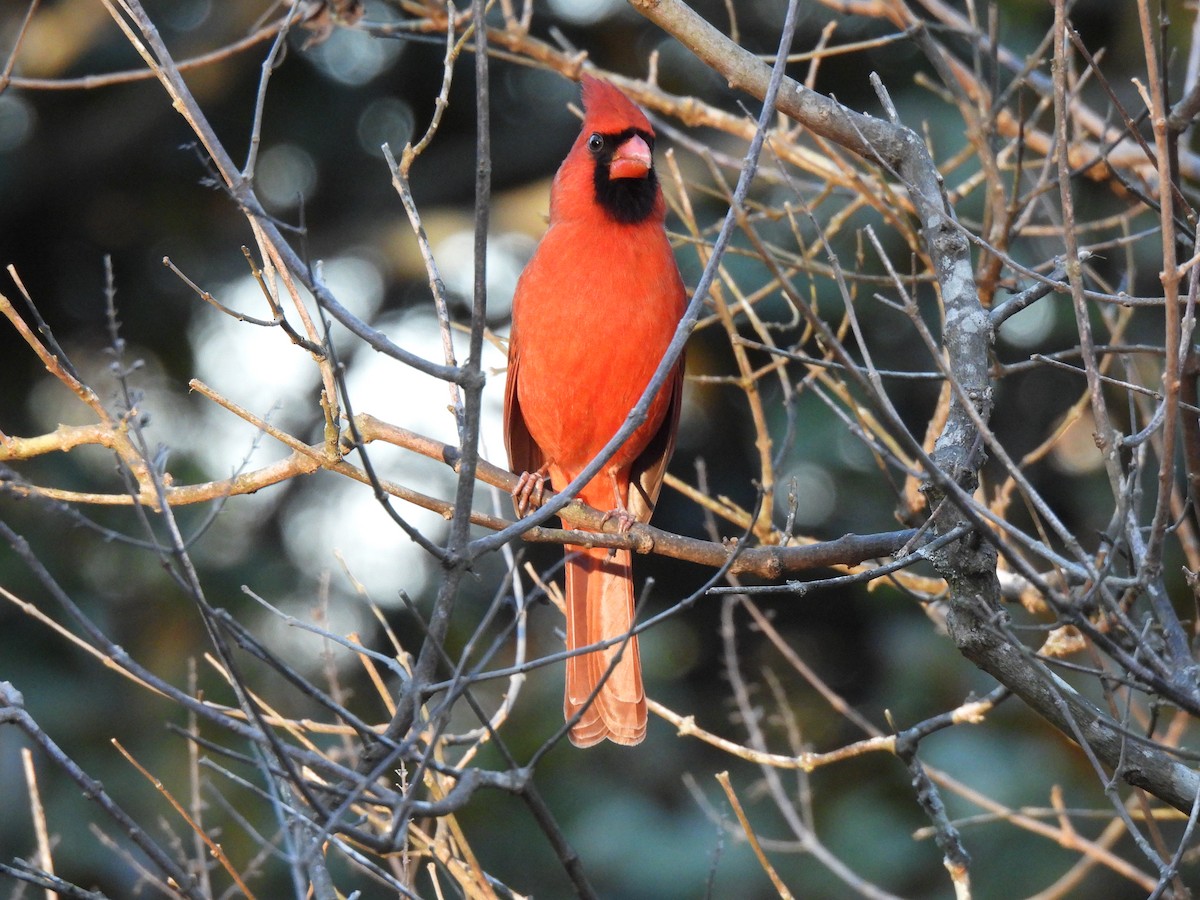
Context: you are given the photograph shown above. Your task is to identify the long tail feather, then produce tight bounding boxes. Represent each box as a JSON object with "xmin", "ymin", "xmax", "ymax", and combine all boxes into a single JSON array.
[{"xmin": 563, "ymin": 545, "xmax": 646, "ymax": 747}]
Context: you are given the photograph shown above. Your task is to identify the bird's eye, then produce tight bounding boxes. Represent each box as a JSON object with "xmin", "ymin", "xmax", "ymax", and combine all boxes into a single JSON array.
[{"xmin": 587, "ymin": 133, "xmax": 604, "ymax": 154}]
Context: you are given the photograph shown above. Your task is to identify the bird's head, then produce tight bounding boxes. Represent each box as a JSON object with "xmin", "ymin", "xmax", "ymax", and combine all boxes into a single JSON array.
[{"xmin": 576, "ymin": 75, "xmax": 661, "ymax": 225}]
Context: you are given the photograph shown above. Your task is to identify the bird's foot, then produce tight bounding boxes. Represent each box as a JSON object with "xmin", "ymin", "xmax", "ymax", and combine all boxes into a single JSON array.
[
  {"xmin": 512, "ymin": 466, "xmax": 550, "ymax": 518},
  {"xmin": 599, "ymin": 505, "xmax": 637, "ymax": 534}
]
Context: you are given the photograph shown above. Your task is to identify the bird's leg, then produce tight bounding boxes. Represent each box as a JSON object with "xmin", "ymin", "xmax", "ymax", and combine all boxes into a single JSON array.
[
  {"xmin": 599, "ymin": 471, "xmax": 637, "ymax": 535},
  {"xmin": 512, "ymin": 464, "xmax": 550, "ymax": 518}
]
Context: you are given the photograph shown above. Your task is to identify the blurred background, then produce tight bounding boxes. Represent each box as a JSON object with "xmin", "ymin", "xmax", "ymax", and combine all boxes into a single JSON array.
[{"xmin": 0, "ymin": 0, "xmax": 1186, "ymax": 897}]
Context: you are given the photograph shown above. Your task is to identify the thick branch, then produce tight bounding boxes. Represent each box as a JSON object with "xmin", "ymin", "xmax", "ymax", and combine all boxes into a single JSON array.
[
  {"xmin": 946, "ymin": 594, "xmax": 1200, "ymax": 814},
  {"xmin": 354, "ymin": 414, "xmax": 914, "ymax": 578}
]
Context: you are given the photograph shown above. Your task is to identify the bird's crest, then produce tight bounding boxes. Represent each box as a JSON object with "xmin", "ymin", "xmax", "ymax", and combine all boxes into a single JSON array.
[{"xmin": 581, "ymin": 75, "xmax": 654, "ymax": 136}]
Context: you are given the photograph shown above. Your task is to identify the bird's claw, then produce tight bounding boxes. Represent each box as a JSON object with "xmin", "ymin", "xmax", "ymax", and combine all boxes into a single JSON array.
[
  {"xmin": 512, "ymin": 467, "xmax": 549, "ymax": 518},
  {"xmin": 600, "ymin": 506, "xmax": 637, "ymax": 534}
]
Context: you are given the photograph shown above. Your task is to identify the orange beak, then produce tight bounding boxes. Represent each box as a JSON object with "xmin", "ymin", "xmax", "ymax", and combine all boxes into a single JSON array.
[{"xmin": 608, "ymin": 133, "xmax": 652, "ymax": 180}]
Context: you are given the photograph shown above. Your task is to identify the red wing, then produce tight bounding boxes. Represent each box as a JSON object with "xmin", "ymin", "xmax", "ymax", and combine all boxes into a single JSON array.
[
  {"xmin": 503, "ymin": 346, "xmax": 546, "ymax": 479},
  {"xmin": 627, "ymin": 358, "xmax": 683, "ymax": 524}
]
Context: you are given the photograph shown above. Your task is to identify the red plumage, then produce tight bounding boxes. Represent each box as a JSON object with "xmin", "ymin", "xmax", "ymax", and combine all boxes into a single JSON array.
[{"xmin": 504, "ymin": 76, "xmax": 686, "ymax": 747}]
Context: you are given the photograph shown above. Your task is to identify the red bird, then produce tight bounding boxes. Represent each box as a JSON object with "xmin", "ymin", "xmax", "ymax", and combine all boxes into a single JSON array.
[{"xmin": 504, "ymin": 76, "xmax": 686, "ymax": 747}]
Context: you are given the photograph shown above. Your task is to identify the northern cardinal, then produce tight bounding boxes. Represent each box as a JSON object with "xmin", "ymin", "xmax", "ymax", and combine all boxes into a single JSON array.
[{"xmin": 504, "ymin": 76, "xmax": 686, "ymax": 747}]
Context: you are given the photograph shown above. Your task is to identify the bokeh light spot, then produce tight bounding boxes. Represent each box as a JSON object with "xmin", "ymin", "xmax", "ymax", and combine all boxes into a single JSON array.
[
  {"xmin": 1050, "ymin": 409, "xmax": 1104, "ymax": 474},
  {"xmin": 256, "ymin": 143, "xmax": 318, "ymax": 210},
  {"xmin": 161, "ymin": 0, "xmax": 211, "ymax": 32},
  {"xmin": 303, "ymin": 19, "xmax": 403, "ymax": 86},
  {"xmin": 357, "ymin": 97, "xmax": 415, "ymax": 158},
  {"xmin": 0, "ymin": 94, "xmax": 35, "ymax": 153},
  {"xmin": 777, "ymin": 462, "xmax": 837, "ymax": 527},
  {"xmin": 545, "ymin": 0, "xmax": 623, "ymax": 25},
  {"xmin": 435, "ymin": 230, "xmax": 534, "ymax": 320},
  {"xmin": 998, "ymin": 295, "xmax": 1056, "ymax": 348}
]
